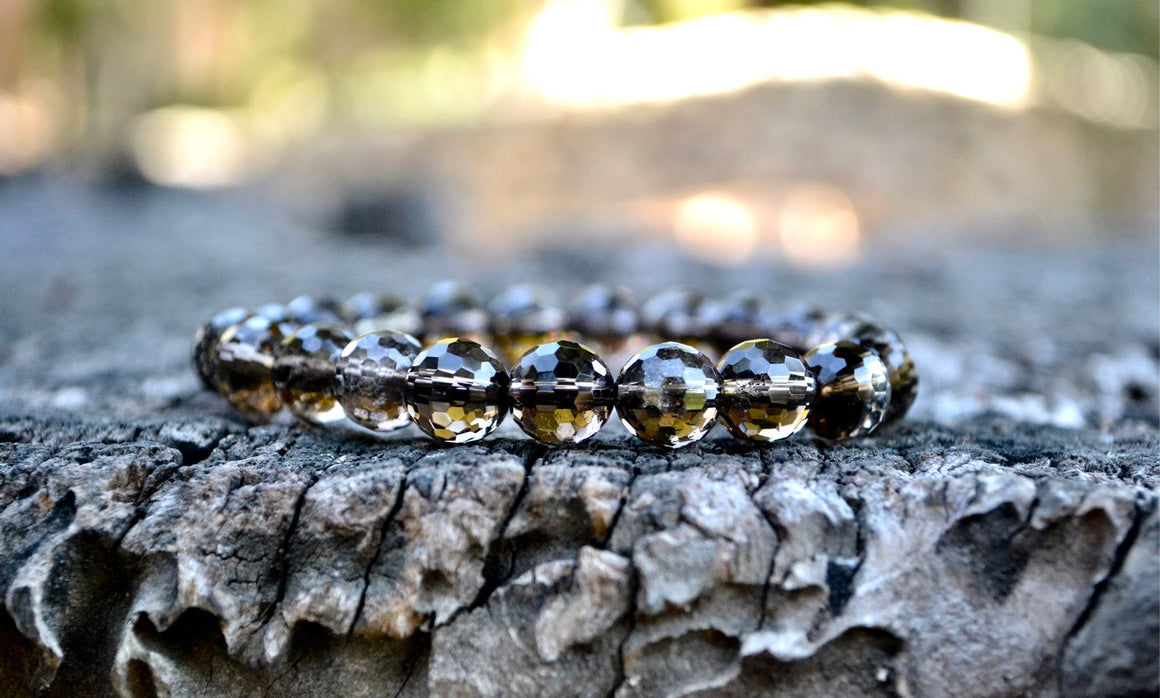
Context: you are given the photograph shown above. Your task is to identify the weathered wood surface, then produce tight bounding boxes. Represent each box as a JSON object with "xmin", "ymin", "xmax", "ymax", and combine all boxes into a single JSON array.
[{"xmin": 0, "ymin": 176, "xmax": 1157, "ymax": 697}]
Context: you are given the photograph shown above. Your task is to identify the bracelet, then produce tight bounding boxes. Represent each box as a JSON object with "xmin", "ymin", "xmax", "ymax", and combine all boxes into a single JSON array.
[{"xmin": 192, "ymin": 283, "xmax": 918, "ymax": 449}]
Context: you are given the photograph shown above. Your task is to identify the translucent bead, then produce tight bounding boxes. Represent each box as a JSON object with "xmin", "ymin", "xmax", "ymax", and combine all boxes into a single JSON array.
[
  {"xmin": 848, "ymin": 323, "xmax": 918, "ymax": 424},
  {"xmin": 285, "ymin": 295, "xmax": 344, "ymax": 325},
  {"xmin": 616, "ymin": 342, "xmax": 720, "ymax": 449},
  {"xmin": 488, "ymin": 284, "xmax": 566, "ymax": 367},
  {"xmin": 717, "ymin": 339, "xmax": 816, "ymax": 442},
  {"xmin": 802, "ymin": 311, "xmax": 875, "ymax": 351},
  {"xmin": 509, "ymin": 340, "xmax": 616, "ymax": 445},
  {"xmin": 273, "ymin": 323, "xmax": 353, "ymax": 425},
  {"xmin": 343, "ymin": 292, "xmax": 423, "ymax": 337},
  {"xmin": 804, "ymin": 340, "xmax": 890, "ymax": 440},
  {"xmin": 421, "ymin": 281, "xmax": 489, "ymax": 345},
  {"xmin": 703, "ymin": 291, "xmax": 777, "ymax": 356},
  {"xmin": 566, "ymin": 284, "xmax": 647, "ymax": 375},
  {"xmin": 215, "ymin": 314, "xmax": 286, "ymax": 415},
  {"xmin": 335, "ymin": 330, "xmax": 422, "ymax": 432},
  {"xmin": 765, "ymin": 301, "xmax": 827, "ymax": 352},
  {"xmin": 192, "ymin": 307, "xmax": 250, "ymax": 391},
  {"xmin": 641, "ymin": 289, "xmax": 720, "ymax": 359},
  {"xmin": 404, "ymin": 338, "xmax": 509, "ymax": 443}
]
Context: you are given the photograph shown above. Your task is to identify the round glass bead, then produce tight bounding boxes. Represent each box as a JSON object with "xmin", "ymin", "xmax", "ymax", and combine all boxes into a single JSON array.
[
  {"xmin": 404, "ymin": 338, "xmax": 510, "ymax": 443},
  {"xmin": 640, "ymin": 289, "xmax": 717, "ymax": 359},
  {"xmin": 640, "ymin": 289, "xmax": 706, "ymax": 338},
  {"xmin": 848, "ymin": 323, "xmax": 918, "ymax": 424},
  {"xmin": 804, "ymin": 340, "xmax": 891, "ymax": 440},
  {"xmin": 802, "ymin": 311, "xmax": 874, "ymax": 351},
  {"xmin": 703, "ymin": 291, "xmax": 777, "ymax": 355},
  {"xmin": 488, "ymin": 284, "xmax": 566, "ymax": 367},
  {"xmin": 616, "ymin": 342, "xmax": 721, "ymax": 449},
  {"xmin": 566, "ymin": 284, "xmax": 647, "ymax": 376},
  {"xmin": 335, "ymin": 330, "xmax": 422, "ymax": 432},
  {"xmin": 765, "ymin": 301, "xmax": 827, "ymax": 352},
  {"xmin": 509, "ymin": 340, "xmax": 616, "ymax": 445},
  {"xmin": 343, "ymin": 293, "xmax": 423, "ymax": 337},
  {"xmin": 273, "ymin": 323, "xmax": 353, "ymax": 425},
  {"xmin": 215, "ymin": 314, "xmax": 286, "ymax": 415},
  {"xmin": 285, "ymin": 295, "xmax": 344, "ymax": 325},
  {"xmin": 717, "ymin": 339, "xmax": 816, "ymax": 442},
  {"xmin": 421, "ymin": 281, "xmax": 489, "ymax": 344},
  {"xmin": 192, "ymin": 307, "xmax": 250, "ymax": 391}
]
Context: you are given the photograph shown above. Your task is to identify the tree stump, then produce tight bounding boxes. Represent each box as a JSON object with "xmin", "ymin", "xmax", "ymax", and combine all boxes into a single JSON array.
[{"xmin": 0, "ymin": 177, "xmax": 1156, "ymax": 697}]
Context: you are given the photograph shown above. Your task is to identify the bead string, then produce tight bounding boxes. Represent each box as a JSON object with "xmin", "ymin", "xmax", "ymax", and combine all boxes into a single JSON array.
[{"xmin": 193, "ymin": 284, "xmax": 918, "ymax": 449}]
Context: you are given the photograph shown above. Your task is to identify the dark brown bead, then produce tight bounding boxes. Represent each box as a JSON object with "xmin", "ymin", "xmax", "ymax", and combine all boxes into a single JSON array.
[
  {"xmin": 421, "ymin": 281, "xmax": 489, "ymax": 344},
  {"xmin": 509, "ymin": 340, "xmax": 616, "ymax": 445},
  {"xmin": 285, "ymin": 295, "xmax": 343, "ymax": 325},
  {"xmin": 404, "ymin": 338, "xmax": 510, "ymax": 443},
  {"xmin": 192, "ymin": 307, "xmax": 250, "ymax": 391},
  {"xmin": 335, "ymin": 330, "xmax": 422, "ymax": 431},
  {"xmin": 273, "ymin": 323, "xmax": 353, "ymax": 425},
  {"xmin": 616, "ymin": 342, "xmax": 720, "ymax": 449},
  {"xmin": 215, "ymin": 314, "xmax": 286, "ymax": 415},
  {"xmin": 804, "ymin": 340, "xmax": 890, "ymax": 440},
  {"xmin": 717, "ymin": 339, "xmax": 816, "ymax": 442},
  {"xmin": 566, "ymin": 284, "xmax": 647, "ymax": 375},
  {"xmin": 489, "ymin": 284, "xmax": 566, "ymax": 367},
  {"xmin": 848, "ymin": 323, "xmax": 918, "ymax": 424}
]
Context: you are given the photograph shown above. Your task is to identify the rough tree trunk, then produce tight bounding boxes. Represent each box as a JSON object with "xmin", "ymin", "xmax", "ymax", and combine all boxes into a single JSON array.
[{"xmin": 0, "ymin": 177, "xmax": 1157, "ymax": 697}]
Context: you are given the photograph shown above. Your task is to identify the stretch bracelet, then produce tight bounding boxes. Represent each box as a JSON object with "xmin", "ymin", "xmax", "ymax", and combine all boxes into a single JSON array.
[{"xmin": 192, "ymin": 283, "xmax": 918, "ymax": 449}]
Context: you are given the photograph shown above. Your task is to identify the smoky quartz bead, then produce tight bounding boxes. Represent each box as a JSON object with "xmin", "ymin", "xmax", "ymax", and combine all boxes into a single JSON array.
[
  {"xmin": 566, "ymin": 284, "xmax": 646, "ymax": 375},
  {"xmin": 342, "ymin": 292, "xmax": 423, "ymax": 338},
  {"xmin": 703, "ymin": 291, "xmax": 777, "ymax": 356},
  {"xmin": 404, "ymin": 338, "xmax": 510, "ymax": 443},
  {"xmin": 509, "ymin": 340, "xmax": 616, "ymax": 445},
  {"xmin": 755, "ymin": 301, "xmax": 824, "ymax": 352},
  {"xmin": 804, "ymin": 340, "xmax": 891, "ymax": 440},
  {"xmin": 335, "ymin": 330, "xmax": 422, "ymax": 432},
  {"xmin": 192, "ymin": 306, "xmax": 250, "ymax": 391},
  {"xmin": 421, "ymin": 281, "xmax": 490, "ymax": 345},
  {"xmin": 285, "ymin": 295, "xmax": 344, "ymax": 325},
  {"xmin": 274, "ymin": 323, "xmax": 353, "ymax": 425},
  {"xmin": 846, "ymin": 323, "xmax": 918, "ymax": 424},
  {"xmin": 616, "ymin": 342, "xmax": 721, "ymax": 449},
  {"xmin": 488, "ymin": 284, "xmax": 566, "ymax": 367},
  {"xmin": 215, "ymin": 314, "xmax": 286, "ymax": 415},
  {"xmin": 717, "ymin": 339, "xmax": 816, "ymax": 442}
]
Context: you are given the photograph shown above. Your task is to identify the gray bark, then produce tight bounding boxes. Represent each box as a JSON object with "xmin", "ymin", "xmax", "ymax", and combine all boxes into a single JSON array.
[{"xmin": 0, "ymin": 175, "xmax": 1157, "ymax": 697}]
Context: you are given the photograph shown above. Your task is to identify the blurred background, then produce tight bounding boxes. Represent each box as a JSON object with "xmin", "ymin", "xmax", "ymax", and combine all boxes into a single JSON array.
[{"xmin": 0, "ymin": 0, "xmax": 1156, "ymax": 264}]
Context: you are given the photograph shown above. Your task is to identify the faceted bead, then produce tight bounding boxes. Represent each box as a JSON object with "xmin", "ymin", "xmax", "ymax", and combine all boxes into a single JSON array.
[
  {"xmin": 192, "ymin": 307, "xmax": 250, "ymax": 391},
  {"xmin": 640, "ymin": 289, "xmax": 717, "ymax": 359},
  {"xmin": 488, "ymin": 284, "xmax": 567, "ymax": 367},
  {"xmin": 215, "ymin": 314, "xmax": 286, "ymax": 415},
  {"xmin": 804, "ymin": 340, "xmax": 891, "ymax": 440},
  {"xmin": 343, "ymin": 292, "xmax": 423, "ymax": 337},
  {"xmin": 566, "ymin": 284, "xmax": 647, "ymax": 375},
  {"xmin": 421, "ymin": 281, "xmax": 489, "ymax": 345},
  {"xmin": 847, "ymin": 323, "xmax": 918, "ymax": 424},
  {"xmin": 703, "ymin": 291, "xmax": 777, "ymax": 356},
  {"xmin": 273, "ymin": 323, "xmax": 353, "ymax": 425},
  {"xmin": 717, "ymin": 339, "xmax": 816, "ymax": 442},
  {"xmin": 616, "ymin": 342, "xmax": 721, "ymax": 449},
  {"xmin": 802, "ymin": 311, "xmax": 875, "ymax": 351},
  {"xmin": 335, "ymin": 330, "xmax": 422, "ymax": 431},
  {"xmin": 404, "ymin": 338, "xmax": 510, "ymax": 443},
  {"xmin": 509, "ymin": 340, "xmax": 616, "ymax": 445},
  {"xmin": 765, "ymin": 301, "xmax": 828, "ymax": 352},
  {"xmin": 286, "ymin": 295, "xmax": 344, "ymax": 325}
]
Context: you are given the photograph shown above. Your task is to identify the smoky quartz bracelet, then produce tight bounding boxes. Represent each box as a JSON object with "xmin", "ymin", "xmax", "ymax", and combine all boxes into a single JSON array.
[{"xmin": 192, "ymin": 284, "xmax": 917, "ymax": 449}]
